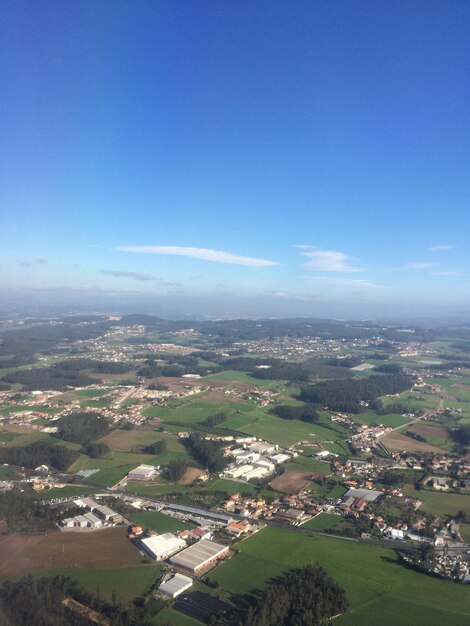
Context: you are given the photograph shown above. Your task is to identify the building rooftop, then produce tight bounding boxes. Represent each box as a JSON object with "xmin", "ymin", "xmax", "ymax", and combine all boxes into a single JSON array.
[
  {"xmin": 158, "ymin": 573, "xmax": 193, "ymax": 597},
  {"xmin": 170, "ymin": 539, "xmax": 228, "ymax": 570}
]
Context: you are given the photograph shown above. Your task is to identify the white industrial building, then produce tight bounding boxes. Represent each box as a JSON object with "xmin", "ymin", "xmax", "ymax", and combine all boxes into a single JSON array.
[
  {"xmin": 128, "ymin": 464, "xmax": 157, "ymax": 480},
  {"xmin": 83, "ymin": 512, "xmax": 102, "ymax": 528},
  {"xmin": 270, "ymin": 453, "xmax": 290, "ymax": 464},
  {"xmin": 170, "ymin": 539, "xmax": 229, "ymax": 573},
  {"xmin": 223, "ymin": 463, "xmax": 253, "ymax": 479},
  {"xmin": 140, "ymin": 533, "xmax": 186, "ymax": 561},
  {"xmin": 249, "ymin": 442, "xmax": 278, "ymax": 454},
  {"xmin": 158, "ymin": 573, "xmax": 193, "ymax": 598},
  {"xmin": 242, "ymin": 465, "xmax": 271, "ymax": 481}
]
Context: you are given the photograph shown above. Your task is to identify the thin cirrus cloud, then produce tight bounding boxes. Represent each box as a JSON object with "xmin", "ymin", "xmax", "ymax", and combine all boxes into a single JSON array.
[
  {"xmin": 308, "ymin": 276, "xmax": 383, "ymax": 289},
  {"xmin": 117, "ymin": 245, "xmax": 279, "ymax": 267},
  {"xmin": 428, "ymin": 244, "xmax": 454, "ymax": 252},
  {"xmin": 405, "ymin": 262, "xmax": 435, "ymax": 270},
  {"xmin": 301, "ymin": 250, "xmax": 361, "ymax": 272},
  {"xmin": 100, "ymin": 269, "xmax": 161, "ymax": 282}
]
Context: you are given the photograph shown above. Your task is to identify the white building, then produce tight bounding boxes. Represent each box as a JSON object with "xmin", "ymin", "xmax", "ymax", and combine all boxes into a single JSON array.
[
  {"xmin": 224, "ymin": 463, "xmax": 253, "ymax": 479},
  {"xmin": 84, "ymin": 512, "xmax": 102, "ymax": 528},
  {"xmin": 140, "ymin": 533, "xmax": 186, "ymax": 561},
  {"xmin": 243, "ymin": 465, "xmax": 271, "ymax": 481},
  {"xmin": 158, "ymin": 573, "xmax": 193, "ymax": 598},
  {"xmin": 270, "ymin": 453, "xmax": 290, "ymax": 464},
  {"xmin": 128, "ymin": 464, "xmax": 157, "ymax": 480}
]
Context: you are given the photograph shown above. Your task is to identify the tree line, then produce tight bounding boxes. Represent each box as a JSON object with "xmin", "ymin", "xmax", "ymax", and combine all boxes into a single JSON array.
[
  {"xmin": 0, "ymin": 441, "xmax": 79, "ymax": 472},
  {"xmin": 184, "ymin": 433, "xmax": 232, "ymax": 473},
  {"xmin": 54, "ymin": 412, "xmax": 110, "ymax": 445},
  {"xmin": 0, "ymin": 574, "xmax": 155, "ymax": 625},
  {"xmin": 299, "ymin": 373, "xmax": 413, "ymax": 413},
  {"xmin": 228, "ymin": 564, "xmax": 349, "ymax": 626}
]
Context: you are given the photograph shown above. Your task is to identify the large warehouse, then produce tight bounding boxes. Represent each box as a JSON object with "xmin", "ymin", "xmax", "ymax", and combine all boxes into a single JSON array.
[
  {"xmin": 170, "ymin": 539, "xmax": 229, "ymax": 573},
  {"xmin": 158, "ymin": 573, "xmax": 193, "ymax": 598},
  {"xmin": 128, "ymin": 464, "xmax": 157, "ymax": 480},
  {"xmin": 140, "ymin": 533, "xmax": 186, "ymax": 561}
]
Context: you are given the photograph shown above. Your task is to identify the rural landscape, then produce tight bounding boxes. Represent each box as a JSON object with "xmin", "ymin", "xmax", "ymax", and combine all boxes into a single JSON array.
[{"xmin": 0, "ymin": 314, "xmax": 470, "ymax": 624}]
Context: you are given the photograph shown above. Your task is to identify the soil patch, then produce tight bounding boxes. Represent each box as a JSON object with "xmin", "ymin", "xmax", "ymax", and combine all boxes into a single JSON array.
[
  {"xmin": 0, "ymin": 424, "xmax": 33, "ymax": 434},
  {"xmin": 380, "ymin": 432, "xmax": 446, "ymax": 453},
  {"xmin": 408, "ymin": 423, "xmax": 448, "ymax": 439},
  {"xmin": 270, "ymin": 471, "xmax": 312, "ymax": 495},
  {"xmin": 179, "ymin": 467, "xmax": 208, "ymax": 486},
  {"xmin": 0, "ymin": 527, "xmax": 141, "ymax": 577}
]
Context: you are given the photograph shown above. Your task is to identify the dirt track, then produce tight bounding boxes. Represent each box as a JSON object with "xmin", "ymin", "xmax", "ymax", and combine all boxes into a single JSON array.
[{"xmin": 0, "ymin": 527, "xmax": 141, "ymax": 577}]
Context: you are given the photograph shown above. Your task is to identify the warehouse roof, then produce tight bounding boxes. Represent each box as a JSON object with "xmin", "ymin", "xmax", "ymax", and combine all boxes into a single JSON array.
[
  {"xmin": 344, "ymin": 488, "xmax": 382, "ymax": 502},
  {"xmin": 170, "ymin": 539, "xmax": 228, "ymax": 570},
  {"xmin": 164, "ymin": 504, "xmax": 233, "ymax": 523},
  {"xmin": 158, "ymin": 573, "xmax": 193, "ymax": 597},
  {"xmin": 141, "ymin": 533, "xmax": 186, "ymax": 558}
]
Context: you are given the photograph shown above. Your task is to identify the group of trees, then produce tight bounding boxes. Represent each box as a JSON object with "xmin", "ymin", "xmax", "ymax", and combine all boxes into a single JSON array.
[
  {"xmin": 81, "ymin": 442, "xmax": 110, "ymax": 458},
  {"xmin": 0, "ymin": 441, "xmax": 79, "ymax": 472},
  {"xmin": 0, "ymin": 491, "xmax": 72, "ymax": 534},
  {"xmin": 449, "ymin": 425, "xmax": 470, "ymax": 452},
  {"xmin": 58, "ymin": 359, "xmax": 130, "ymax": 374},
  {"xmin": 201, "ymin": 412, "xmax": 227, "ymax": 427},
  {"xmin": 0, "ymin": 575, "xmax": 154, "ymax": 626},
  {"xmin": 142, "ymin": 440, "xmax": 167, "ymax": 455},
  {"xmin": 299, "ymin": 373, "xmax": 413, "ymax": 413},
  {"xmin": 235, "ymin": 564, "xmax": 349, "ymax": 626},
  {"xmin": 184, "ymin": 433, "xmax": 231, "ymax": 473},
  {"xmin": 1, "ymin": 366, "xmax": 95, "ymax": 391},
  {"xmin": 54, "ymin": 412, "xmax": 109, "ymax": 445},
  {"xmin": 166, "ymin": 459, "xmax": 187, "ymax": 482},
  {"xmin": 270, "ymin": 404, "xmax": 319, "ymax": 423}
]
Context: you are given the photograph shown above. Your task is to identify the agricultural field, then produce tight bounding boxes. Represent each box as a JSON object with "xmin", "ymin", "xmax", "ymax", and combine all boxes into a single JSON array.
[
  {"xmin": 154, "ymin": 608, "xmax": 202, "ymax": 626},
  {"xmin": 210, "ymin": 527, "xmax": 470, "ymax": 625},
  {"xmin": 402, "ymin": 484, "xmax": 470, "ymax": 517},
  {"xmin": 301, "ymin": 512, "xmax": 342, "ymax": 530},
  {"xmin": 0, "ymin": 527, "xmax": 142, "ymax": 576},
  {"xmin": 128, "ymin": 510, "xmax": 192, "ymax": 533},
  {"xmin": 18, "ymin": 565, "xmax": 160, "ymax": 603},
  {"xmin": 380, "ymin": 431, "xmax": 446, "ymax": 454}
]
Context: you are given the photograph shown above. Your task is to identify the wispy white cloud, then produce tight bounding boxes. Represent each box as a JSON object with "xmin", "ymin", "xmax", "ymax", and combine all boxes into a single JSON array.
[
  {"xmin": 118, "ymin": 245, "xmax": 278, "ymax": 267},
  {"xmin": 293, "ymin": 244, "xmax": 316, "ymax": 250},
  {"xmin": 307, "ymin": 276, "xmax": 383, "ymax": 289},
  {"xmin": 429, "ymin": 244, "xmax": 454, "ymax": 252},
  {"xmin": 432, "ymin": 271, "xmax": 461, "ymax": 276},
  {"xmin": 405, "ymin": 262, "xmax": 435, "ymax": 270},
  {"xmin": 100, "ymin": 269, "xmax": 160, "ymax": 282},
  {"xmin": 301, "ymin": 250, "xmax": 361, "ymax": 272}
]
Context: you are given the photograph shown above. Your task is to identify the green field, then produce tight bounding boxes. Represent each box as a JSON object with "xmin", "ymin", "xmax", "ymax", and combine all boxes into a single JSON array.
[
  {"xmin": 128, "ymin": 510, "xmax": 192, "ymax": 533},
  {"xmin": 459, "ymin": 523, "xmax": 470, "ymax": 543},
  {"xmin": 154, "ymin": 608, "xmax": 202, "ymax": 626},
  {"xmin": 301, "ymin": 512, "xmax": 343, "ymax": 530},
  {"xmin": 210, "ymin": 527, "xmax": 470, "ymax": 625},
  {"xmin": 16, "ymin": 565, "xmax": 161, "ymax": 603},
  {"xmin": 0, "ymin": 432, "xmax": 20, "ymax": 443},
  {"xmin": 84, "ymin": 465, "xmax": 134, "ymax": 487},
  {"xmin": 402, "ymin": 484, "xmax": 470, "ymax": 517},
  {"xmin": 352, "ymin": 411, "xmax": 412, "ymax": 428}
]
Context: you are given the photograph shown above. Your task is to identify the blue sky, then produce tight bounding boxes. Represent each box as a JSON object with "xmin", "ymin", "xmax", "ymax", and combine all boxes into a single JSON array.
[{"xmin": 1, "ymin": 1, "xmax": 469, "ymax": 318}]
